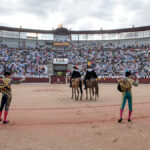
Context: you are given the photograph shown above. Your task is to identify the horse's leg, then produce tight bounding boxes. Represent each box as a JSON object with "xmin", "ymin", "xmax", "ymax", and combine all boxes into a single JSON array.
[
  {"xmin": 73, "ymin": 88, "xmax": 75, "ymax": 100},
  {"xmin": 80, "ymin": 87, "xmax": 82, "ymax": 100},
  {"xmin": 76, "ymin": 88, "xmax": 79, "ymax": 100},
  {"xmin": 72, "ymin": 87, "xmax": 73, "ymax": 99},
  {"xmin": 89, "ymin": 88, "xmax": 91, "ymax": 100},
  {"xmin": 95, "ymin": 82, "xmax": 98, "ymax": 101},
  {"xmin": 75, "ymin": 88, "xmax": 78, "ymax": 100},
  {"xmin": 92, "ymin": 87, "xmax": 94, "ymax": 100},
  {"xmin": 75, "ymin": 87, "xmax": 78, "ymax": 101},
  {"xmin": 92, "ymin": 86, "xmax": 95, "ymax": 101},
  {"xmin": 86, "ymin": 88, "xmax": 88, "ymax": 100},
  {"xmin": 90, "ymin": 88, "xmax": 92, "ymax": 100},
  {"xmin": 75, "ymin": 88, "xmax": 77, "ymax": 100},
  {"xmin": 80, "ymin": 89, "xmax": 82, "ymax": 100},
  {"xmin": 94, "ymin": 86, "xmax": 96, "ymax": 101},
  {"xmin": 79, "ymin": 80, "xmax": 82, "ymax": 100},
  {"xmin": 80, "ymin": 92, "xmax": 82, "ymax": 100}
]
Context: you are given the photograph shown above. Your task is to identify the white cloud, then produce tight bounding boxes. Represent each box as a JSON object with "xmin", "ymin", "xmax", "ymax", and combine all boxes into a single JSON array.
[{"xmin": 0, "ymin": 0, "xmax": 150, "ymax": 30}]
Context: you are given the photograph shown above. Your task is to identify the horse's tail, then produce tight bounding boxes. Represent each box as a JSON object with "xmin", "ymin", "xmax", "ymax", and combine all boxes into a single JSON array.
[
  {"xmin": 79, "ymin": 79, "xmax": 83, "ymax": 95},
  {"xmin": 96, "ymin": 82, "xmax": 99, "ymax": 98}
]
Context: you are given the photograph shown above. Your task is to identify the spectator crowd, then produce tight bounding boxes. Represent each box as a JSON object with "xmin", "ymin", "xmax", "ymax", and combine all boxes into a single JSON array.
[{"xmin": 0, "ymin": 43, "xmax": 149, "ymax": 78}]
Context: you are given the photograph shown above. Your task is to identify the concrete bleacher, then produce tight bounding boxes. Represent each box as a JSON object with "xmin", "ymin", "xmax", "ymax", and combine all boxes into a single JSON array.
[{"xmin": 1, "ymin": 37, "xmax": 150, "ymax": 49}]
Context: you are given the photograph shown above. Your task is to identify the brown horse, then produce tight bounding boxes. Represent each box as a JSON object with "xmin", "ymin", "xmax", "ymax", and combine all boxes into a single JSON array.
[
  {"xmin": 86, "ymin": 78, "xmax": 99, "ymax": 101},
  {"xmin": 72, "ymin": 78, "xmax": 83, "ymax": 100}
]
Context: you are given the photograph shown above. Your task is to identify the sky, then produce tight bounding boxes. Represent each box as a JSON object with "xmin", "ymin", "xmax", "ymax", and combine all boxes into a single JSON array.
[{"xmin": 0, "ymin": 0, "xmax": 150, "ymax": 30}]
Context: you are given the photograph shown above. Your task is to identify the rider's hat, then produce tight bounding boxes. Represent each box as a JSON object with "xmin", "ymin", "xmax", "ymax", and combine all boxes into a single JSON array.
[
  {"xmin": 73, "ymin": 65, "xmax": 77, "ymax": 69},
  {"xmin": 87, "ymin": 62, "xmax": 92, "ymax": 68},
  {"xmin": 73, "ymin": 65, "xmax": 79, "ymax": 69}
]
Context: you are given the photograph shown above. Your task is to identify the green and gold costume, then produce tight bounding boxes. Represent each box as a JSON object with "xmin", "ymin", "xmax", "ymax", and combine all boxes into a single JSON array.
[{"xmin": 119, "ymin": 78, "xmax": 138, "ymax": 111}]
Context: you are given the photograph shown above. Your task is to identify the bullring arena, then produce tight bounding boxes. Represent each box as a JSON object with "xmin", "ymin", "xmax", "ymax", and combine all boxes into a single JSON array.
[
  {"xmin": 0, "ymin": 23, "xmax": 150, "ymax": 150},
  {"xmin": 0, "ymin": 83, "xmax": 150, "ymax": 150}
]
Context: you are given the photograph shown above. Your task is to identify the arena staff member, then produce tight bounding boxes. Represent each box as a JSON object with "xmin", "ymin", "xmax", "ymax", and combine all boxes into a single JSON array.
[
  {"xmin": 0, "ymin": 71, "xmax": 26, "ymax": 124},
  {"xmin": 118, "ymin": 71, "xmax": 139, "ymax": 123}
]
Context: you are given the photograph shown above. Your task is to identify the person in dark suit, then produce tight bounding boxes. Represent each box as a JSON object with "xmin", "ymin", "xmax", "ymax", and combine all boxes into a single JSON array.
[
  {"xmin": 69, "ymin": 66, "xmax": 81, "ymax": 87},
  {"xmin": 84, "ymin": 65, "xmax": 97, "ymax": 89}
]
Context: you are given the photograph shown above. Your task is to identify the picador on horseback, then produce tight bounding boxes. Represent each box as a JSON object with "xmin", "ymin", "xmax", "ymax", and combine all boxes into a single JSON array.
[
  {"xmin": 69, "ymin": 66, "xmax": 81, "ymax": 87},
  {"xmin": 84, "ymin": 64, "xmax": 98, "ymax": 90}
]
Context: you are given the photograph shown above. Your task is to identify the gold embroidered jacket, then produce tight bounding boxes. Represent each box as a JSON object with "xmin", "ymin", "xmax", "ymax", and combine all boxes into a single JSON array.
[
  {"xmin": 118, "ymin": 78, "xmax": 139, "ymax": 92},
  {"xmin": 0, "ymin": 78, "xmax": 24, "ymax": 98}
]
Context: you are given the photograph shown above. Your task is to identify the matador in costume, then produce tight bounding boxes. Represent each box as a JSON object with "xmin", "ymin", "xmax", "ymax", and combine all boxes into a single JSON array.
[
  {"xmin": 0, "ymin": 71, "xmax": 26, "ymax": 124},
  {"xmin": 118, "ymin": 71, "xmax": 139, "ymax": 123}
]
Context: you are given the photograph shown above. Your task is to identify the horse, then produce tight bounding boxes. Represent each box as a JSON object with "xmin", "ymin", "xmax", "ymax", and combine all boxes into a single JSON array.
[
  {"xmin": 71, "ymin": 78, "xmax": 83, "ymax": 101},
  {"xmin": 86, "ymin": 78, "xmax": 99, "ymax": 101}
]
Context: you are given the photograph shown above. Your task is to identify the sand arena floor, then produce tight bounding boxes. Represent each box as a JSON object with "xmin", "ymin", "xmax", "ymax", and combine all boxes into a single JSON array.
[{"xmin": 0, "ymin": 83, "xmax": 150, "ymax": 150}]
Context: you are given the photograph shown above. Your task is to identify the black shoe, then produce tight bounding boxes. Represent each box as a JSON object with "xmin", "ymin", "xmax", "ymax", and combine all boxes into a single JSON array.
[
  {"xmin": 3, "ymin": 120, "xmax": 9, "ymax": 124},
  {"xmin": 118, "ymin": 118, "xmax": 123, "ymax": 123},
  {"xmin": 128, "ymin": 119, "xmax": 131, "ymax": 122}
]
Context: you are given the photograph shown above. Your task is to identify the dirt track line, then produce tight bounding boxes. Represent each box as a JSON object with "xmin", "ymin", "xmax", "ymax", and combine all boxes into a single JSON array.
[
  {"xmin": 10, "ymin": 101, "xmax": 150, "ymax": 111},
  {"xmin": 1, "ymin": 115, "xmax": 150, "ymax": 127}
]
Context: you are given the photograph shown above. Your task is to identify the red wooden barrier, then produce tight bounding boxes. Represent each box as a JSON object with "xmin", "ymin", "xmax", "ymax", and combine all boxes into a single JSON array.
[
  {"xmin": 0, "ymin": 77, "xmax": 149, "ymax": 84},
  {"xmin": 98, "ymin": 78, "xmax": 150, "ymax": 84},
  {"xmin": 51, "ymin": 76, "xmax": 66, "ymax": 84}
]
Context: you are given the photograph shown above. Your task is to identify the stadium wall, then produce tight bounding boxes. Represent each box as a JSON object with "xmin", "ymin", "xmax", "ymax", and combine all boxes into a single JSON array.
[{"xmin": 12, "ymin": 78, "xmax": 150, "ymax": 84}]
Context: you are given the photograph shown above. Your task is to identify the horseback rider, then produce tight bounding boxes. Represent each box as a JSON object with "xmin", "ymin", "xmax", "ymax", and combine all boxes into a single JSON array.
[
  {"xmin": 69, "ymin": 65, "xmax": 81, "ymax": 87},
  {"xmin": 84, "ymin": 64, "xmax": 98, "ymax": 89}
]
